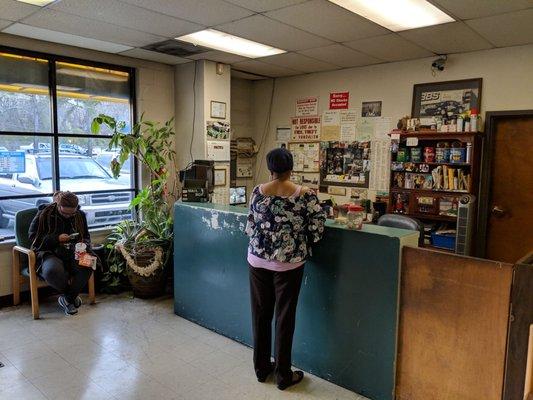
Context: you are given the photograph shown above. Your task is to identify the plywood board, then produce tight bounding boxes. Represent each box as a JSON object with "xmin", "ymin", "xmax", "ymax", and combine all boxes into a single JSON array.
[{"xmin": 396, "ymin": 247, "xmax": 513, "ymax": 400}]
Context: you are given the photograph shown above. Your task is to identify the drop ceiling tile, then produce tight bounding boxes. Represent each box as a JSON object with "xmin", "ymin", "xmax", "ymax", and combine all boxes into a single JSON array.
[
  {"xmin": 266, "ymin": 0, "xmax": 388, "ymax": 42},
  {"xmin": 21, "ymin": 9, "xmax": 166, "ymax": 47},
  {"xmin": 345, "ymin": 34, "xmax": 434, "ymax": 62},
  {"xmin": 431, "ymin": 0, "xmax": 532, "ymax": 19},
  {"xmin": 216, "ymin": 14, "xmax": 333, "ymax": 51},
  {"xmin": 225, "ymin": 0, "xmax": 310, "ymax": 12},
  {"xmin": 50, "ymin": 0, "xmax": 203, "ymax": 37},
  {"xmin": 119, "ymin": 48, "xmax": 191, "ymax": 65},
  {"xmin": 231, "ymin": 69, "xmax": 267, "ymax": 80},
  {"xmin": 186, "ymin": 50, "xmax": 248, "ymax": 64},
  {"xmin": 0, "ymin": 19, "xmax": 14, "ymax": 30},
  {"xmin": 119, "ymin": 0, "xmax": 253, "ymax": 26},
  {"xmin": 399, "ymin": 22, "xmax": 494, "ymax": 54},
  {"xmin": 258, "ymin": 52, "xmax": 339, "ymax": 73},
  {"xmin": 466, "ymin": 9, "xmax": 533, "ymax": 47},
  {"xmin": 0, "ymin": 0, "xmax": 40, "ymax": 21},
  {"xmin": 232, "ymin": 59, "xmax": 300, "ymax": 77},
  {"xmin": 3, "ymin": 23, "xmax": 133, "ymax": 53},
  {"xmin": 298, "ymin": 44, "xmax": 381, "ymax": 68}
]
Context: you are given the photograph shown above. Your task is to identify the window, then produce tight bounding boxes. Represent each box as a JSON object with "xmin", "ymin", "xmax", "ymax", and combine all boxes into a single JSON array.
[{"xmin": 0, "ymin": 47, "xmax": 136, "ymax": 240}]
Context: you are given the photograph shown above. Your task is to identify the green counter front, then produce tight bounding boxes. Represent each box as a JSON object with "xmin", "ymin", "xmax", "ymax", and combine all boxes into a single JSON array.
[{"xmin": 173, "ymin": 202, "xmax": 418, "ymax": 400}]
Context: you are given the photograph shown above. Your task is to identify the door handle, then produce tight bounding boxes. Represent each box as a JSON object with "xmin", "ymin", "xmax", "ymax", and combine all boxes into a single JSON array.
[{"xmin": 491, "ymin": 205, "xmax": 506, "ymax": 216}]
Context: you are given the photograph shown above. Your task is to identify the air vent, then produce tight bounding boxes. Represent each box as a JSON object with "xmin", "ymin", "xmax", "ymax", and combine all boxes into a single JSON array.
[{"xmin": 142, "ymin": 39, "xmax": 209, "ymax": 58}]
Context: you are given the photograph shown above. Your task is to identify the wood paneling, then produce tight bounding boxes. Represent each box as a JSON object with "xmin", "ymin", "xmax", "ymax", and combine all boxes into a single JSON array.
[
  {"xmin": 503, "ymin": 251, "xmax": 533, "ymax": 400},
  {"xmin": 396, "ymin": 247, "xmax": 513, "ymax": 400}
]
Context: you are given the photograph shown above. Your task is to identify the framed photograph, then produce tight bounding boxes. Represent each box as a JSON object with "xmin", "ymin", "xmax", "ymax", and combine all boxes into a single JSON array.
[
  {"xmin": 214, "ymin": 167, "xmax": 227, "ymax": 186},
  {"xmin": 412, "ymin": 78, "xmax": 482, "ymax": 118},
  {"xmin": 207, "ymin": 121, "xmax": 230, "ymax": 140},
  {"xmin": 361, "ymin": 101, "xmax": 382, "ymax": 117},
  {"xmin": 210, "ymin": 101, "xmax": 227, "ymax": 119}
]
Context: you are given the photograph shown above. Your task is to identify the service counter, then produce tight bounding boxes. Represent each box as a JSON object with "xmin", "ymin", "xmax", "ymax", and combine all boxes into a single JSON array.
[{"xmin": 173, "ymin": 202, "xmax": 418, "ymax": 400}]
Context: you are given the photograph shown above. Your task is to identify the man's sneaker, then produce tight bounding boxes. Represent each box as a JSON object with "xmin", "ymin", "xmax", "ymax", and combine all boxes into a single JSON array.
[
  {"xmin": 74, "ymin": 296, "xmax": 82, "ymax": 308},
  {"xmin": 58, "ymin": 295, "xmax": 78, "ymax": 315}
]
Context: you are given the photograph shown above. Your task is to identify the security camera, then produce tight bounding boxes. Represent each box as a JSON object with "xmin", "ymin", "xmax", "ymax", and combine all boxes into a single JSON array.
[{"xmin": 431, "ymin": 55, "xmax": 447, "ymax": 71}]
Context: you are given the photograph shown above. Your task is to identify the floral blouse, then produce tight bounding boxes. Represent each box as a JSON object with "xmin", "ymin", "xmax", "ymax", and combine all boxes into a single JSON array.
[{"xmin": 245, "ymin": 185, "xmax": 326, "ymax": 263}]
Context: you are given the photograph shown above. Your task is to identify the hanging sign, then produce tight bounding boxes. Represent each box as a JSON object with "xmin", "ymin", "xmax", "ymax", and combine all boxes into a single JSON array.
[
  {"xmin": 0, "ymin": 151, "xmax": 25, "ymax": 173},
  {"xmin": 295, "ymin": 97, "xmax": 318, "ymax": 116},
  {"xmin": 291, "ymin": 116, "xmax": 321, "ymax": 141},
  {"xmin": 321, "ymin": 110, "xmax": 341, "ymax": 141},
  {"xmin": 329, "ymin": 92, "xmax": 349, "ymax": 109}
]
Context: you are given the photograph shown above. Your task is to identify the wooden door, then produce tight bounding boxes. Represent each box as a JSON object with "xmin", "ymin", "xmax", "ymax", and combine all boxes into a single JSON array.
[{"xmin": 485, "ymin": 116, "xmax": 533, "ymax": 263}]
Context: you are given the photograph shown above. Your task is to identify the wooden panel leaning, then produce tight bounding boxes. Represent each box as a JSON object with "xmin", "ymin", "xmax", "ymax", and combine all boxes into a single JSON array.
[
  {"xmin": 503, "ymin": 250, "xmax": 533, "ymax": 400},
  {"xmin": 396, "ymin": 246, "xmax": 513, "ymax": 400}
]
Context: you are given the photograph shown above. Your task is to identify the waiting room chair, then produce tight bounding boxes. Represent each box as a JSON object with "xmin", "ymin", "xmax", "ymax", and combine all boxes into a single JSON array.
[
  {"xmin": 377, "ymin": 213, "xmax": 425, "ymax": 247},
  {"xmin": 12, "ymin": 208, "xmax": 95, "ymax": 319}
]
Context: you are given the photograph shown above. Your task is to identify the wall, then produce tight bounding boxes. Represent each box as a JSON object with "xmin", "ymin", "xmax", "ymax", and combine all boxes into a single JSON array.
[
  {"xmin": 230, "ymin": 77, "xmax": 255, "ymax": 194},
  {"xmin": 0, "ymin": 33, "xmax": 175, "ymax": 297},
  {"xmin": 250, "ymin": 44, "xmax": 533, "ymax": 202}
]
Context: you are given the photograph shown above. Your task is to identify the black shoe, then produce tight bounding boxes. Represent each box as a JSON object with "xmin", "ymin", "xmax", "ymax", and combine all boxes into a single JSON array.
[
  {"xmin": 58, "ymin": 295, "xmax": 78, "ymax": 315},
  {"xmin": 257, "ymin": 362, "xmax": 275, "ymax": 383},
  {"xmin": 277, "ymin": 371, "xmax": 304, "ymax": 390},
  {"xmin": 74, "ymin": 296, "xmax": 82, "ymax": 308}
]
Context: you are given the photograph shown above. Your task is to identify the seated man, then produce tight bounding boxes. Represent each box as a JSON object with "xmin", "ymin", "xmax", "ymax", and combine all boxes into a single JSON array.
[{"xmin": 29, "ymin": 191, "xmax": 93, "ymax": 315}]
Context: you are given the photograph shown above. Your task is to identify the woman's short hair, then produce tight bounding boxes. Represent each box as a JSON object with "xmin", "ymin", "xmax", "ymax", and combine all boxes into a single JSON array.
[{"xmin": 266, "ymin": 148, "xmax": 293, "ymax": 174}]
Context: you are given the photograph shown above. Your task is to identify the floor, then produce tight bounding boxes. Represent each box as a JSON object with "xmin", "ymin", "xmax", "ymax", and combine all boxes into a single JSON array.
[{"xmin": 0, "ymin": 293, "xmax": 369, "ymax": 400}]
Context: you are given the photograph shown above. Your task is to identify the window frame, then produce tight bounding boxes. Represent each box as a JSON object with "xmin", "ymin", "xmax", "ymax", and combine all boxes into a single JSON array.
[{"xmin": 0, "ymin": 45, "xmax": 138, "ymax": 238}]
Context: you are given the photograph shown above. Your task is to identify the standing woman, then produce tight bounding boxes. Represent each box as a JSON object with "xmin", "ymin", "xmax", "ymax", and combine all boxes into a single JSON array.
[
  {"xmin": 29, "ymin": 191, "xmax": 93, "ymax": 315},
  {"xmin": 246, "ymin": 148, "xmax": 326, "ymax": 390}
]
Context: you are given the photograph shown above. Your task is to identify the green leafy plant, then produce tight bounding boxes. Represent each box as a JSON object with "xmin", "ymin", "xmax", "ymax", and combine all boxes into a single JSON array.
[{"xmin": 91, "ymin": 114, "xmax": 177, "ymax": 292}]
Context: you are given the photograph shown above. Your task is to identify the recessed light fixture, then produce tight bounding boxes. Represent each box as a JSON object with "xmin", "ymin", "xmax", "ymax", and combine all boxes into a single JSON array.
[
  {"xmin": 328, "ymin": 0, "xmax": 454, "ymax": 31},
  {"xmin": 175, "ymin": 29, "xmax": 286, "ymax": 58},
  {"xmin": 16, "ymin": 0, "xmax": 55, "ymax": 6}
]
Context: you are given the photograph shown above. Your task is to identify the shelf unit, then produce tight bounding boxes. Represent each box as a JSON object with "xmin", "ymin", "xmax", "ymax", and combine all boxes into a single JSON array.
[{"xmin": 388, "ymin": 131, "xmax": 483, "ymax": 250}]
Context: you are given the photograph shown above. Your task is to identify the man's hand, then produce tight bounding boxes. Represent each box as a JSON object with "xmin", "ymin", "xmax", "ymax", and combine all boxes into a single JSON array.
[{"xmin": 58, "ymin": 234, "xmax": 70, "ymax": 243}]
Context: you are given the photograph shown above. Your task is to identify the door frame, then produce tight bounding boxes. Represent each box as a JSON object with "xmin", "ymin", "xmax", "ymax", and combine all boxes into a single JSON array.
[{"xmin": 476, "ymin": 110, "xmax": 533, "ymax": 257}]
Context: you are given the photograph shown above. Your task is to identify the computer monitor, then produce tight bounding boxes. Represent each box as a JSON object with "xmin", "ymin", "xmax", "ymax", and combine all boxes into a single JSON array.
[{"xmin": 230, "ymin": 186, "xmax": 247, "ymax": 205}]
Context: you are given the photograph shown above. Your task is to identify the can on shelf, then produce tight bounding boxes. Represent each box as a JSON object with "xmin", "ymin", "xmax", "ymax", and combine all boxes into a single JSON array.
[
  {"xmin": 423, "ymin": 146, "xmax": 435, "ymax": 163},
  {"xmin": 435, "ymin": 147, "xmax": 450, "ymax": 163},
  {"xmin": 450, "ymin": 147, "xmax": 466, "ymax": 163},
  {"xmin": 397, "ymin": 147, "xmax": 409, "ymax": 162}
]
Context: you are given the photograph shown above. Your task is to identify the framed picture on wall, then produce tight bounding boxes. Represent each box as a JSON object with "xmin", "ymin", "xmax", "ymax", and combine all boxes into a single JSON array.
[
  {"xmin": 210, "ymin": 101, "xmax": 227, "ymax": 119},
  {"xmin": 214, "ymin": 167, "xmax": 227, "ymax": 186},
  {"xmin": 412, "ymin": 78, "xmax": 482, "ymax": 118}
]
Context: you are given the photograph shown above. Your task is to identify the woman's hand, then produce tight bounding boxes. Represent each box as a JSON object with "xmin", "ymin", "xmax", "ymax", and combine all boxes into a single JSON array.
[{"xmin": 58, "ymin": 234, "xmax": 70, "ymax": 243}]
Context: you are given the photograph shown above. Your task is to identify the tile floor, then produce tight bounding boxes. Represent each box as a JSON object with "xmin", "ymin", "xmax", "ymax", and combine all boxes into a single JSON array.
[{"xmin": 0, "ymin": 293, "xmax": 369, "ymax": 400}]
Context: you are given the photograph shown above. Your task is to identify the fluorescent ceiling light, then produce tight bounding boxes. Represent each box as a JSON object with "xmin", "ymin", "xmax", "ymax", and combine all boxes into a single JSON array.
[
  {"xmin": 2, "ymin": 24, "xmax": 133, "ymax": 54},
  {"xmin": 16, "ymin": 0, "xmax": 55, "ymax": 6},
  {"xmin": 329, "ymin": 0, "xmax": 454, "ymax": 31},
  {"xmin": 176, "ymin": 29, "xmax": 286, "ymax": 58}
]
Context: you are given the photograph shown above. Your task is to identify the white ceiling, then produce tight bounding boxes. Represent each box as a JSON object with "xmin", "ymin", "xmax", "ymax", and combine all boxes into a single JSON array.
[{"xmin": 0, "ymin": 0, "xmax": 532, "ymax": 78}]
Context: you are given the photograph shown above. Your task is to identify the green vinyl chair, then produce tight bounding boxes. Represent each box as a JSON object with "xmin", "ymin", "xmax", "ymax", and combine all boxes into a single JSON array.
[{"xmin": 12, "ymin": 208, "xmax": 95, "ymax": 319}]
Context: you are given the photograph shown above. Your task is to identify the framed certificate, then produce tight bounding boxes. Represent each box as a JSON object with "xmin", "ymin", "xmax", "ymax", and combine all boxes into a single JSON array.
[
  {"xmin": 210, "ymin": 101, "xmax": 227, "ymax": 119},
  {"xmin": 214, "ymin": 167, "xmax": 227, "ymax": 186}
]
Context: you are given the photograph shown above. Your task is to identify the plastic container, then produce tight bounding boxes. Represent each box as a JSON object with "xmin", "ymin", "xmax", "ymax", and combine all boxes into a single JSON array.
[
  {"xmin": 435, "ymin": 147, "xmax": 450, "ymax": 163},
  {"xmin": 410, "ymin": 147, "xmax": 422, "ymax": 162},
  {"xmin": 346, "ymin": 205, "xmax": 364, "ymax": 230},
  {"xmin": 423, "ymin": 147, "xmax": 435, "ymax": 163},
  {"xmin": 397, "ymin": 147, "xmax": 409, "ymax": 162},
  {"xmin": 431, "ymin": 232, "xmax": 456, "ymax": 250}
]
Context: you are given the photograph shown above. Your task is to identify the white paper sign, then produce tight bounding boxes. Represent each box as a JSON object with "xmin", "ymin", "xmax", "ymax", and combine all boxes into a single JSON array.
[
  {"xmin": 340, "ymin": 124, "xmax": 356, "ymax": 142},
  {"xmin": 206, "ymin": 140, "xmax": 230, "ymax": 161},
  {"xmin": 340, "ymin": 109, "xmax": 358, "ymax": 124},
  {"xmin": 295, "ymin": 97, "xmax": 318, "ymax": 116},
  {"xmin": 322, "ymin": 110, "xmax": 340, "ymax": 125},
  {"xmin": 276, "ymin": 127, "xmax": 291, "ymax": 142},
  {"xmin": 291, "ymin": 116, "xmax": 321, "ymax": 141},
  {"xmin": 406, "ymin": 137, "xmax": 419, "ymax": 146}
]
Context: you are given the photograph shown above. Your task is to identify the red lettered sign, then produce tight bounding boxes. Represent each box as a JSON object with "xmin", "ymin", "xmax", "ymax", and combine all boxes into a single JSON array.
[{"xmin": 329, "ymin": 92, "xmax": 349, "ymax": 109}]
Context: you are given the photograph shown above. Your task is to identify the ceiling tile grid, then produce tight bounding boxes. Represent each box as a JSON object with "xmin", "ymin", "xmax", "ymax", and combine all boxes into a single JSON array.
[
  {"xmin": 298, "ymin": 44, "xmax": 382, "ymax": 68},
  {"xmin": 465, "ymin": 8, "xmax": 533, "ymax": 48},
  {"xmin": 265, "ymin": 0, "xmax": 389, "ymax": 42},
  {"xmin": 257, "ymin": 52, "xmax": 340, "ymax": 73},
  {"xmin": 344, "ymin": 33, "xmax": 435, "ymax": 62},
  {"xmin": 399, "ymin": 21, "xmax": 495, "ymax": 54},
  {"xmin": 49, "ymin": 0, "xmax": 204, "ymax": 38},
  {"xmin": 215, "ymin": 14, "xmax": 334, "ymax": 51},
  {"xmin": 20, "ymin": 8, "xmax": 166, "ymax": 47},
  {"xmin": 0, "ymin": 0, "xmax": 531, "ymax": 75},
  {"xmin": 118, "ymin": 0, "xmax": 254, "ymax": 26}
]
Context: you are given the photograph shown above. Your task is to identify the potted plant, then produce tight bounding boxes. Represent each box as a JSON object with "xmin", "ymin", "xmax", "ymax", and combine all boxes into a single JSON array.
[{"xmin": 91, "ymin": 114, "xmax": 177, "ymax": 298}]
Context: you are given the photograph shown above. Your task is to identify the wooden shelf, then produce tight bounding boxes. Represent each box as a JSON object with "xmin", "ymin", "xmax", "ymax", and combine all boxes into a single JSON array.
[
  {"xmin": 390, "ymin": 188, "xmax": 470, "ymax": 195},
  {"xmin": 391, "ymin": 212, "xmax": 457, "ymax": 222},
  {"xmin": 391, "ymin": 131, "xmax": 483, "ymax": 141},
  {"xmin": 392, "ymin": 162, "xmax": 471, "ymax": 167},
  {"xmin": 424, "ymin": 244, "xmax": 455, "ymax": 253}
]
